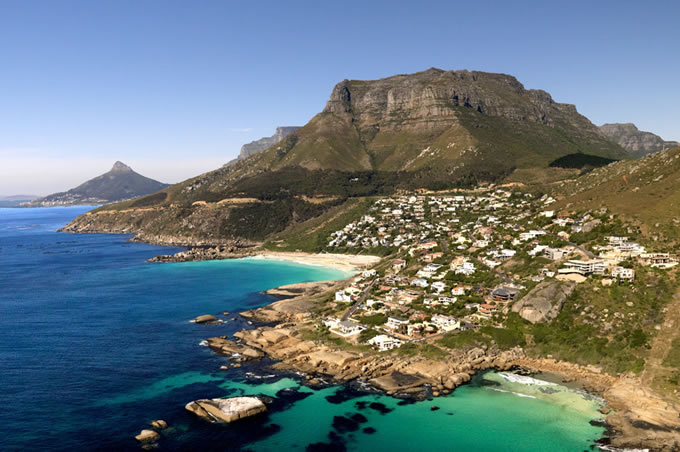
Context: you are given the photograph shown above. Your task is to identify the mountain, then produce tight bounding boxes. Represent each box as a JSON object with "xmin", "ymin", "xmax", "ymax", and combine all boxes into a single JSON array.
[
  {"xmin": 234, "ymin": 127, "xmax": 301, "ymax": 162},
  {"xmin": 0, "ymin": 194, "xmax": 39, "ymax": 201},
  {"xmin": 599, "ymin": 123, "xmax": 679, "ymax": 158},
  {"xmin": 553, "ymin": 146, "xmax": 680, "ymax": 241},
  {"xmin": 0, "ymin": 194, "xmax": 39, "ymax": 207},
  {"xmin": 62, "ymin": 68, "xmax": 630, "ymax": 244},
  {"xmin": 27, "ymin": 162, "xmax": 170, "ymax": 207}
]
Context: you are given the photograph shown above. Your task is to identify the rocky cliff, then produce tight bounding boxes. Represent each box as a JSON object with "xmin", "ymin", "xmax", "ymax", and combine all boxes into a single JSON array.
[{"xmin": 599, "ymin": 123, "xmax": 679, "ymax": 158}]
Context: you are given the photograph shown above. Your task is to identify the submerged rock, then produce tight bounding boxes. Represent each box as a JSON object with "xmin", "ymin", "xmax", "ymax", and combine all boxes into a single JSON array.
[{"xmin": 185, "ymin": 397, "xmax": 267, "ymax": 424}]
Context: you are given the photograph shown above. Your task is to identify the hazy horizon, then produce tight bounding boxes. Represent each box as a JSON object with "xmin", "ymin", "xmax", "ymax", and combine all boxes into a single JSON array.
[{"xmin": 1, "ymin": 0, "xmax": 679, "ymax": 195}]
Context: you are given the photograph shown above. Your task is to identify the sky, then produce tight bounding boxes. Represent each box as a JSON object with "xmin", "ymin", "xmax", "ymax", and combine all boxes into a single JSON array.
[{"xmin": 1, "ymin": 0, "xmax": 678, "ymax": 195}]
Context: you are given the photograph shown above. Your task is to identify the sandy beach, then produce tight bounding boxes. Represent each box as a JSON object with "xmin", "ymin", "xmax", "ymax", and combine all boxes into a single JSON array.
[{"xmin": 248, "ymin": 251, "xmax": 381, "ymax": 273}]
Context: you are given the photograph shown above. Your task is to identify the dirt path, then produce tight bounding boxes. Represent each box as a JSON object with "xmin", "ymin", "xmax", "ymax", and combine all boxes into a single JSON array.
[{"xmin": 641, "ymin": 286, "xmax": 680, "ymax": 397}]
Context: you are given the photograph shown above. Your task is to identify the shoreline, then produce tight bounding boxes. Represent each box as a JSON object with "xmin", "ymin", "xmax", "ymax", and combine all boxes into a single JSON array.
[
  {"xmin": 207, "ymin": 282, "xmax": 680, "ymax": 451},
  {"xmin": 57, "ymin": 226, "xmax": 680, "ymax": 449}
]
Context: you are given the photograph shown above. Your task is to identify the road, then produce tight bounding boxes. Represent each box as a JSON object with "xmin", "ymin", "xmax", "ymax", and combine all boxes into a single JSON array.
[{"xmin": 342, "ymin": 278, "xmax": 377, "ymax": 321}]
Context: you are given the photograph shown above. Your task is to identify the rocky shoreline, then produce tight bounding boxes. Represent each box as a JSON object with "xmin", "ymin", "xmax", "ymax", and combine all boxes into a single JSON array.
[
  {"xmin": 148, "ymin": 244, "xmax": 256, "ymax": 262},
  {"xmin": 199, "ymin": 282, "xmax": 680, "ymax": 451},
  {"xmin": 60, "ymin": 222, "xmax": 680, "ymax": 449}
]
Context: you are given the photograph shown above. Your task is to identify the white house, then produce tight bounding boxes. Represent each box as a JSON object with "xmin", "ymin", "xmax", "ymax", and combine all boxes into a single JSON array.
[
  {"xmin": 411, "ymin": 278, "xmax": 429, "ymax": 288},
  {"xmin": 431, "ymin": 281, "xmax": 447, "ymax": 294},
  {"xmin": 331, "ymin": 320, "xmax": 365, "ymax": 337},
  {"xmin": 429, "ymin": 314, "xmax": 461, "ymax": 332},
  {"xmin": 335, "ymin": 290, "xmax": 353, "ymax": 302},
  {"xmin": 386, "ymin": 317, "xmax": 409, "ymax": 331},
  {"xmin": 368, "ymin": 334, "xmax": 403, "ymax": 351},
  {"xmin": 612, "ymin": 266, "xmax": 635, "ymax": 281},
  {"xmin": 559, "ymin": 259, "xmax": 606, "ymax": 275}
]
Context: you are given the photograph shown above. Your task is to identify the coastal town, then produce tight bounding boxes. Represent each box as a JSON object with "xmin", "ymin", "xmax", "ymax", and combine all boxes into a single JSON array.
[{"xmin": 320, "ymin": 188, "xmax": 678, "ymax": 352}]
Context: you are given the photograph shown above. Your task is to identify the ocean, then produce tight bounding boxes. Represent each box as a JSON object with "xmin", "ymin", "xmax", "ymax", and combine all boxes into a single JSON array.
[{"xmin": 0, "ymin": 207, "xmax": 606, "ymax": 451}]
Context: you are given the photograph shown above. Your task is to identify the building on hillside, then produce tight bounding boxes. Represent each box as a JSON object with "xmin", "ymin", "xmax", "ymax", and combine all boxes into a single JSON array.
[
  {"xmin": 332, "ymin": 320, "xmax": 365, "ymax": 337},
  {"xmin": 544, "ymin": 247, "xmax": 569, "ymax": 261},
  {"xmin": 368, "ymin": 334, "xmax": 402, "ymax": 351},
  {"xmin": 639, "ymin": 253, "xmax": 678, "ymax": 269},
  {"xmin": 385, "ymin": 317, "xmax": 409, "ymax": 332},
  {"xmin": 490, "ymin": 287, "xmax": 521, "ymax": 303},
  {"xmin": 478, "ymin": 303, "xmax": 498, "ymax": 317},
  {"xmin": 430, "ymin": 314, "xmax": 461, "ymax": 332},
  {"xmin": 559, "ymin": 259, "xmax": 606, "ymax": 276},
  {"xmin": 612, "ymin": 266, "xmax": 635, "ymax": 281},
  {"xmin": 392, "ymin": 259, "xmax": 407, "ymax": 272}
]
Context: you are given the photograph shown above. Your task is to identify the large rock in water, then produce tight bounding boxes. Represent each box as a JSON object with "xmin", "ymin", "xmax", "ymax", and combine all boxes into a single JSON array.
[
  {"xmin": 511, "ymin": 280, "xmax": 575, "ymax": 323},
  {"xmin": 185, "ymin": 397, "xmax": 267, "ymax": 423},
  {"xmin": 193, "ymin": 314, "xmax": 218, "ymax": 324},
  {"xmin": 135, "ymin": 429, "xmax": 160, "ymax": 443}
]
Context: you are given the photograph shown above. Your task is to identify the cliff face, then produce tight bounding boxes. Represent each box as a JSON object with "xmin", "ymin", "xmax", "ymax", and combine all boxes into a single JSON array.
[
  {"xmin": 265, "ymin": 68, "xmax": 627, "ymax": 174},
  {"xmin": 599, "ymin": 123, "xmax": 679, "ymax": 158},
  {"xmin": 238, "ymin": 126, "xmax": 301, "ymax": 160}
]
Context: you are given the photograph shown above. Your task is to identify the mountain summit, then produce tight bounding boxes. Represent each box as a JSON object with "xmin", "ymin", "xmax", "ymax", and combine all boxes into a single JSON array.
[
  {"xmin": 110, "ymin": 161, "xmax": 134, "ymax": 172},
  {"xmin": 27, "ymin": 162, "xmax": 169, "ymax": 207}
]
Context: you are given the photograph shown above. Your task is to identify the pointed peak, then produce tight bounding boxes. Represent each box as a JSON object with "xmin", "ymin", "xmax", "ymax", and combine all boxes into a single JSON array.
[{"xmin": 111, "ymin": 161, "xmax": 133, "ymax": 172}]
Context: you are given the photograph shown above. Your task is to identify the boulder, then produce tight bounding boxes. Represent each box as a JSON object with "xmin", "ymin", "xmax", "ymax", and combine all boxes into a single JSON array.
[
  {"xmin": 135, "ymin": 429, "xmax": 160, "ymax": 443},
  {"xmin": 193, "ymin": 314, "xmax": 218, "ymax": 324},
  {"xmin": 185, "ymin": 397, "xmax": 267, "ymax": 424},
  {"xmin": 150, "ymin": 419, "xmax": 168, "ymax": 429},
  {"xmin": 511, "ymin": 280, "xmax": 575, "ymax": 323}
]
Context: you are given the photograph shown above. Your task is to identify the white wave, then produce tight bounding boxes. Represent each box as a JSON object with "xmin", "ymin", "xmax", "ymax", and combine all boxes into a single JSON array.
[
  {"xmin": 491, "ymin": 388, "xmax": 536, "ymax": 399},
  {"xmin": 598, "ymin": 446, "xmax": 649, "ymax": 452},
  {"xmin": 498, "ymin": 372, "xmax": 556, "ymax": 386},
  {"xmin": 513, "ymin": 392, "xmax": 537, "ymax": 399},
  {"xmin": 198, "ymin": 340, "xmax": 208, "ymax": 347}
]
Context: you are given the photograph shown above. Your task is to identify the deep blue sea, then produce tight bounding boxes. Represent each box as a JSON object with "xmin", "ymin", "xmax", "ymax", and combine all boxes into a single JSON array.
[{"xmin": 0, "ymin": 207, "xmax": 606, "ymax": 451}]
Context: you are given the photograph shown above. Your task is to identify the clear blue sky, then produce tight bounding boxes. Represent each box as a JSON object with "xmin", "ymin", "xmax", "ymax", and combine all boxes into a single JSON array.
[{"xmin": 1, "ymin": 0, "xmax": 678, "ymax": 195}]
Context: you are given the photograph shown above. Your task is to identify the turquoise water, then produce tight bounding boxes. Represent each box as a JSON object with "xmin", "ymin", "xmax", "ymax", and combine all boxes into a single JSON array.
[{"xmin": 0, "ymin": 207, "xmax": 606, "ymax": 451}]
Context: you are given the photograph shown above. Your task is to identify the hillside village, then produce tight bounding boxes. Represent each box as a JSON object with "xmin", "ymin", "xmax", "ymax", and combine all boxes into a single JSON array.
[{"xmin": 319, "ymin": 188, "xmax": 678, "ymax": 353}]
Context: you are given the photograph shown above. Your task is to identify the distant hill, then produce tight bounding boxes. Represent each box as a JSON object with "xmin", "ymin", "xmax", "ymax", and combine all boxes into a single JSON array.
[
  {"xmin": 599, "ymin": 123, "xmax": 679, "ymax": 158},
  {"xmin": 62, "ymin": 68, "xmax": 630, "ymax": 244},
  {"xmin": 26, "ymin": 162, "xmax": 169, "ymax": 207},
  {"xmin": 0, "ymin": 195, "xmax": 39, "ymax": 207},
  {"xmin": 0, "ymin": 194, "xmax": 39, "ymax": 201}
]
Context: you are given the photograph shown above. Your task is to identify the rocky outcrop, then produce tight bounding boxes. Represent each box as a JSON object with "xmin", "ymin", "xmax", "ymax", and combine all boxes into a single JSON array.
[
  {"xmin": 149, "ymin": 244, "xmax": 255, "ymax": 262},
  {"xmin": 150, "ymin": 420, "xmax": 168, "ymax": 429},
  {"xmin": 185, "ymin": 397, "xmax": 267, "ymax": 423},
  {"xmin": 193, "ymin": 314, "xmax": 219, "ymax": 324},
  {"xmin": 265, "ymin": 281, "xmax": 340, "ymax": 298},
  {"xmin": 135, "ymin": 429, "xmax": 160, "ymax": 443},
  {"xmin": 511, "ymin": 280, "xmax": 575, "ymax": 323},
  {"xmin": 599, "ymin": 123, "xmax": 679, "ymax": 158}
]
